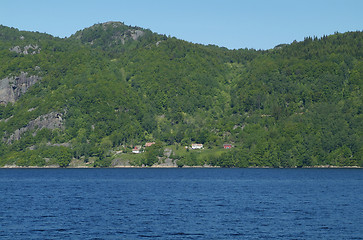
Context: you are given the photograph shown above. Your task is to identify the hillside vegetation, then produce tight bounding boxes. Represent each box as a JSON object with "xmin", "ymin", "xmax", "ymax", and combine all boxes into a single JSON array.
[{"xmin": 0, "ymin": 22, "xmax": 362, "ymax": 167}]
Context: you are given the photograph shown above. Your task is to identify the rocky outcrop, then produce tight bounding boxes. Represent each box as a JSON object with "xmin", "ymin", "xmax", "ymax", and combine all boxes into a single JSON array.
[
  {"xmin": 6, "ymin": 112, "xmax": 64, "ymax": 143},
  {"xmin": 73, "ymin": 21, "xmax": 145, "ymax": 46},
  {"xmin": 0, "ymin": 72, "xmax": 41, "ymax": 104},
  {"xmin": 9, "ymin": 44, "xmax": 40, "ymax": 55},
  {"xmin": 117, "ymin": 29, "xmax": 145, "ymax": 44},
  {"xmin": 100, "ymin": 22, "xmax": 145, "ymax": 43}
]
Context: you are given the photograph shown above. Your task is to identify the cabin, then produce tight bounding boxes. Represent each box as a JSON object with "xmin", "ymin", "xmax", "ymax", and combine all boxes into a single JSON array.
[
  {"xmin": 144, "ymin": 142, "xmax": 155, "ymax": 147},
  {"xmin": 224, "ymin": 144, "xmax": 232, "ymax": 149},
  {"xmin": 191, "ymin": 143, "xmax": 203, "ymax": 150},
  {"xmin": 132, "ymin": 145, "xmax": 142, "ymax": 154}
]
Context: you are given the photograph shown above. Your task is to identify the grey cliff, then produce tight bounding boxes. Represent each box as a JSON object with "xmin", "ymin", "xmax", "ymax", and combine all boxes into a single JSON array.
[
  {"xmin": 0, "ymin": 72, "xmax": 41, "ymax": 104},
  {"xmin": 6, "ymin": 112, "xmax": 64, "ymax": 143}
]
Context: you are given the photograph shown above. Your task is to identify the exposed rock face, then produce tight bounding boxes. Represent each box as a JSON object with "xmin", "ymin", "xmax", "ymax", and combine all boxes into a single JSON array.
[
  {"xmin": 9, "ymin": 44, "xmax": 40, "ymax": 55},
  {"xmin": 0, "ymin": 72, "xmax": 41, "ymax": 104},
  {"xmin": 6, "ymin": 112, "xmax": 64, "ymax": 143},
  {"xmin": 102, "ymin": 22, "xmax": 145, "ymax": 41},
  {"xmin": 118, "ymin": 29, "xmax": 145, "ymax": 44},
  {"xmin": 73, "ymin": 21, "xmax": 145, "ymax": 46}
]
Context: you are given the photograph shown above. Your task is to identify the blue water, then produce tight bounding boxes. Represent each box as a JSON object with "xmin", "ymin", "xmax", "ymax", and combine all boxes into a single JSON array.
[{"xmin": 0, "ymin": 168, "xmax": 362, "ymax": 239}]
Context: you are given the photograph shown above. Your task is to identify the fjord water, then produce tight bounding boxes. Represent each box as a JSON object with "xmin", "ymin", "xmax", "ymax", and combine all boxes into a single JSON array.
[{"xmin": 0, "ymin": 169, "xmax": 362, "ymax": 239}]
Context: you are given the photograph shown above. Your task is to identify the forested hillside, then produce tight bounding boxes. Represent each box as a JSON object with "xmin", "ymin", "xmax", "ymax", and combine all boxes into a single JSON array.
[{"xmin": 0, "ymin": 22, "xmax": 361, "ymax": 167}]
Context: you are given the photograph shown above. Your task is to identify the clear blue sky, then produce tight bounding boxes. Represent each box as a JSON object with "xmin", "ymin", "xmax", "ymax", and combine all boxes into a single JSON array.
[{"xmin": 1, "ymin": 0, "xmax": 362, "ymax": 50}]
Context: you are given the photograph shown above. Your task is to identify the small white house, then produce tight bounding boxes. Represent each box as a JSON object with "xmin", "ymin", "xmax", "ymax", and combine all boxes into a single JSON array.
[
  {"xmin": 191, "ymin": 144, "xmax": 203, "ymax": 150},
  {"xmin": 132, "ymin": 145, "xmax": 142, "ymax": 154}
]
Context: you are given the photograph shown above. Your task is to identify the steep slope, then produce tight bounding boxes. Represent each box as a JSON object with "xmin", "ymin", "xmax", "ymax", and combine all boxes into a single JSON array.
[
  {"xmin": 218, "ymin": 31, "xmax": 363, "ymax": 167},
  {"xmin": 0, "ymin": 23, "xmax": 237, "ymax": 167},
  {"xmin": 0, "ymin": 23, "xmax": 361, "ymax": 167}
]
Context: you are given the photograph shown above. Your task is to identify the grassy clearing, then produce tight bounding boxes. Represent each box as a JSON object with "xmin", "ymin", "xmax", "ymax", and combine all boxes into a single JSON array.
[{"xmin": 168, "ymin": 145, "xmax": 228, "ymax": 166}]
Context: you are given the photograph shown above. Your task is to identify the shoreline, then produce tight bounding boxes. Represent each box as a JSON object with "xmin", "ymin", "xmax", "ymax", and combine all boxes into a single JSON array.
[{"xmin": 1, "ymin": 165, "xmax": 361, "ymax": 169}]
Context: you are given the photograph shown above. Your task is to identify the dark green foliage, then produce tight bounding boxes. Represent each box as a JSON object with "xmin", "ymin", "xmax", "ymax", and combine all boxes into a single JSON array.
[
  {"xmin": 0, "ymin": 145, "xmax": 72, "ymax": 167},
  {"xmin": 142, "ymin": 142, "xmax": 164, "ymax": 166},
  {"xmin": 44, "ymin": 146, "xmax": 73, "ymax": 167},
  {"xmin": 0, "ymin": 23, "xmax": 362, "ymax": 167}
]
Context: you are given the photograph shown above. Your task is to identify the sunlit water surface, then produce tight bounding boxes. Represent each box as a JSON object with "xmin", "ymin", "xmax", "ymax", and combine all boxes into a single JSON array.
[{"xmin": 0, "ymin": 168, "xmax": 362, "ymax": 239}]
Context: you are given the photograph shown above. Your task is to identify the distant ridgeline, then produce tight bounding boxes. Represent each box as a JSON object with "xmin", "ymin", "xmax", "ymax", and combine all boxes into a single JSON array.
[{"xmin": 0, "ymin": 23, "xmax": 362, "ymax": 168}]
